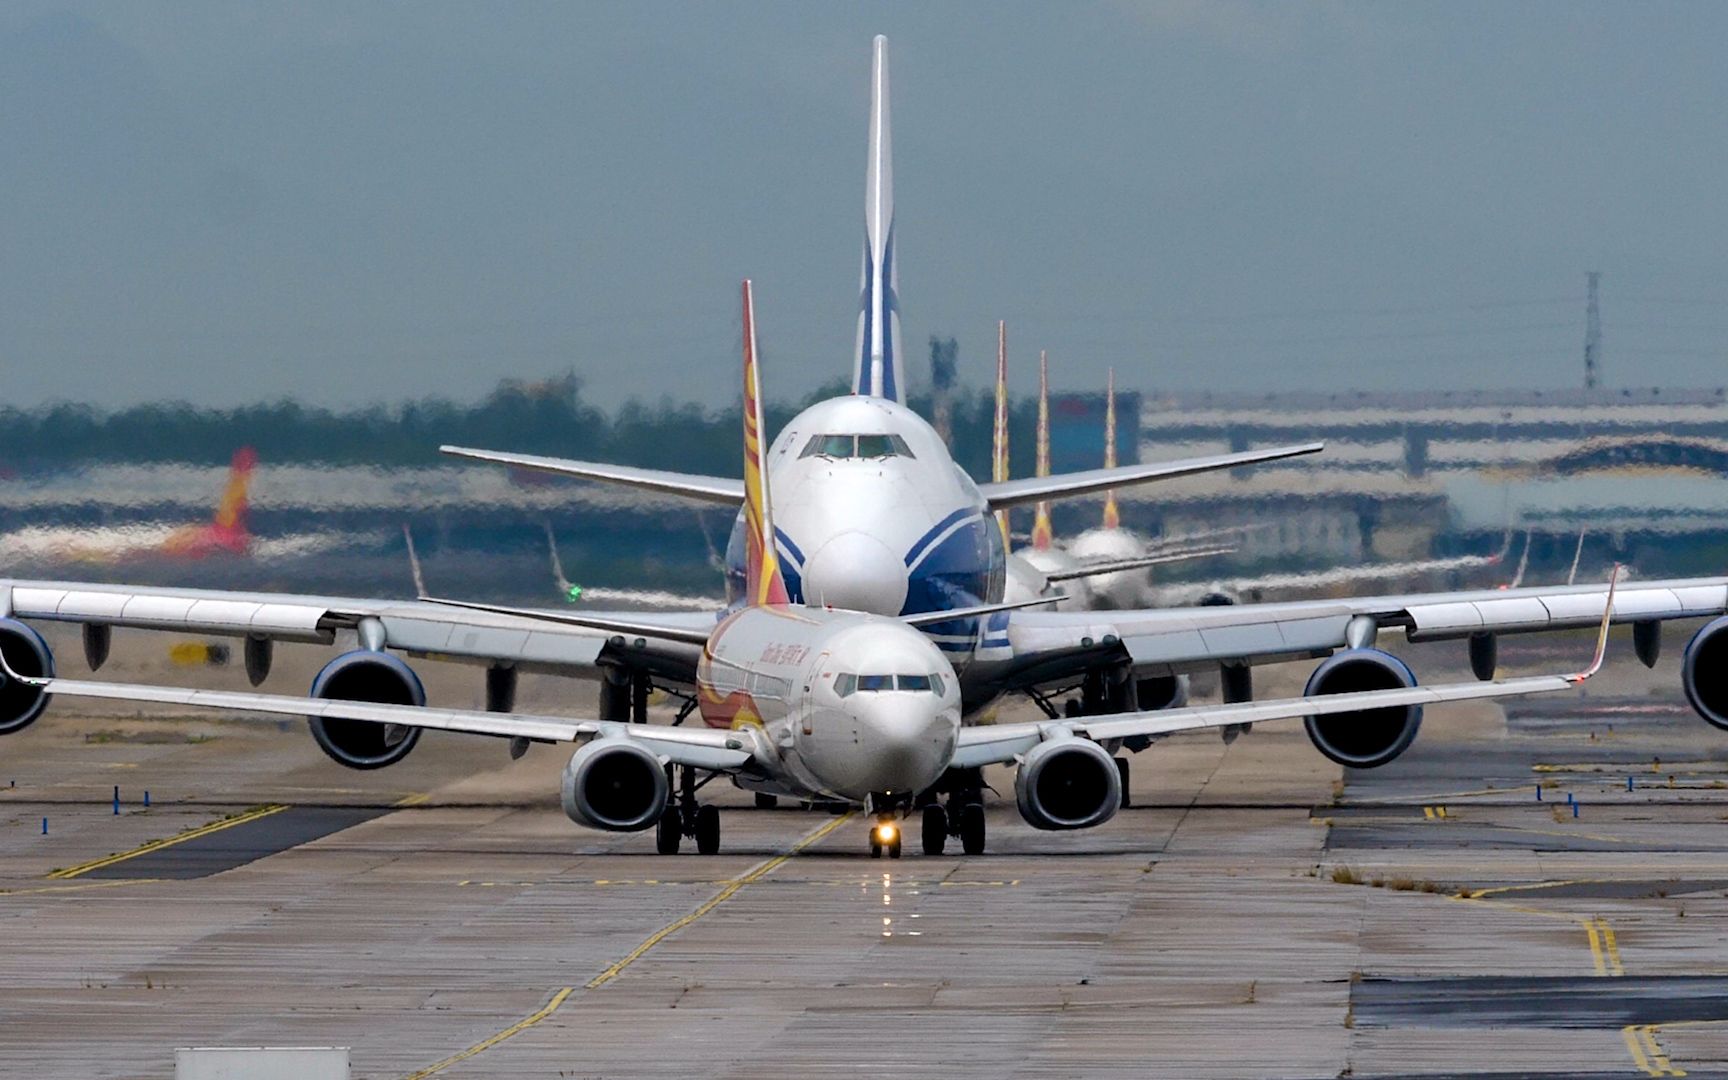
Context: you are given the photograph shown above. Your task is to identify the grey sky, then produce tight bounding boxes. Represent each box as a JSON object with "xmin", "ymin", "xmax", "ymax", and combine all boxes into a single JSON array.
[{"xmin": 3, "ymin": 2, "xmax": 1726, "ymax": 411}]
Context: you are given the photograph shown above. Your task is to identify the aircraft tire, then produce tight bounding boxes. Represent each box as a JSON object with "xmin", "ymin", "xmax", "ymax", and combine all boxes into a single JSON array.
[
  {"xmin": 888, "ymin": 836, "xmax": 902, "ymax": 859},
  {"xmin": 960, "ymin": 803, "xmax": 987, "ymax": 855},
  {"xmin": 921, "ymin": 804, "xmax": 948, "ymax": 855},
  {"xmin": 655, "ymin": 808, "xmax": 681, "ymax": 855},
  {"xmin": 1116, "ymin": 757, "xmax": 1132, "ymax": 808},
  {"xmin": 695, "ymin": 805, "xmax": 721, "ymax": 855}
]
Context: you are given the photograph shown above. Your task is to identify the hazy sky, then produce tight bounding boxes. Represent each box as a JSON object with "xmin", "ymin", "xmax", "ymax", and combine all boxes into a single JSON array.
[{"xmin": 3, "ymin": 2, "xmax": 1726, "ymax": 411}]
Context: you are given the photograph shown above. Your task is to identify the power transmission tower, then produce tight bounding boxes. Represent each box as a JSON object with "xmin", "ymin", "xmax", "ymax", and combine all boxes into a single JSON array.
[{"xmin": 1584, "ymin": 271, "xmax": 1602, "ymax": 390}]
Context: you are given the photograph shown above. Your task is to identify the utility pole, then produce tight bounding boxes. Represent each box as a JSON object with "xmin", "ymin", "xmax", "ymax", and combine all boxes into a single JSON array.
[{"xmin": 1584, "ymin": 271, "xmax": 1602, "ymax": 391}]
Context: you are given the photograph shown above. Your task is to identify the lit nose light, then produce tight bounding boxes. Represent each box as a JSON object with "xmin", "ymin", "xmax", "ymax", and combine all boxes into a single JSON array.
[{"xmin": 874, "ymin": 823, "xmax": 898, "ymax": 844}]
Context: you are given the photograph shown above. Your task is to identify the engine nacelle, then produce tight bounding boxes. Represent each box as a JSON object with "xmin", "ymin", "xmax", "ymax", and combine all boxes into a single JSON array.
[
  {"xmin": 308, "ymin": 650, "xmax": 426, "ymax": 769},
  {"xmin": 0, "ymin": 618, "xmax": 54, "ymax": 735},
  {"xmin": 1302, "ymin": 648, "xmax": 1422, "ymax": 769},
  {"xmin": 1682, "ymin": 616, "xmax": 1728, "ymax": 732},
  {"xmin": 561, "ymin": 738, "xmax": 669, "ymax": 831},
  {"xmin": 1014, "ymin": 737, "xmax": 1121, "ymax": 831},
  {"xmin": 1135, "ymin": 674, "xmax": 1188, "ymax": 711}
]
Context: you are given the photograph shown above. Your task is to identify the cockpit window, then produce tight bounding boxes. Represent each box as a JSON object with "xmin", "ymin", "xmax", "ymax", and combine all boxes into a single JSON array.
[
  {"xmin": 799, "ymin": 434, "xmax": 914, "ymax": 460},
  {"xmin": 836, "ymin": 673, "xmax": 946, "ymax": 694}
]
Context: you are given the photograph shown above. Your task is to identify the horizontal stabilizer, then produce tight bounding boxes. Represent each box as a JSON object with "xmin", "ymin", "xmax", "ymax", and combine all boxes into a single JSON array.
[
  {"xmin": 442, "ymin": 446, "xmax": 744, "ymax": 505},
  {"xmin": 976, "ymin": 442, "xmax": 1323, "ymax": 510}
]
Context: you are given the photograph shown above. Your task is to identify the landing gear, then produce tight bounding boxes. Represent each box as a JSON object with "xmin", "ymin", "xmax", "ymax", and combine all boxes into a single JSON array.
[
  {"xmin": 695, "ymin": 805, "xmax": 721, "ymax": 856},
  {"xmin": 656, "ymin": 807, "xmax": 681, "ymax": 854},
  {"xmin": 754, "ymin": 792, "xmax": 778, "ymax": 810},
  {"xmin": 921, "ymin": 804, "xmax": 948, "ymax": 855},
  {"xmin": 869, "ymin": 813, "xmax": 903, "ymax": 859},
  {"xmin": 1115, "ymin": 756, "xmax": 1132, "ymax": 808},
  {"xmin": 959, "ymin": 802, "xmax": 987, "ymax": 855},
  {"xmin": 655, "ymin": 765, "xmax": 722, "ymax": 855}
]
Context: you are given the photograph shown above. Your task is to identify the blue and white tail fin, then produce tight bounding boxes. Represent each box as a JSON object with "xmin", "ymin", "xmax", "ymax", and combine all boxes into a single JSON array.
[{"xmin": 853, "ymin": 35, "xmax": 902, "ymax": 402}]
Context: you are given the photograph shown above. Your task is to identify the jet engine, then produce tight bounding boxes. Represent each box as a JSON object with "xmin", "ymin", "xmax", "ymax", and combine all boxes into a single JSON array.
[
  {"xmin": 1014, "ymin": 737, "xmax": 1122, "ymax": 831},
  {"xmin": 1302, "ymin": 648, "xmax": 1422, "ymax": 768},
  {"xmin": 0, "ymin": 619, "xmax": 54, "ymax": 735},
  {"xmin": 308, "ymin": 650, "xmax": 426, "ymax": 769},
  {"xmin": 1136, "ymin": 674, "xmax": 1188, "ymax": 711},
  {"xmin": 561, "ymin": 738, "xmax": 669, "ymax": 831},
  {"xmin": 1682, "ymin": 616, "xmax": 1728, "ymax": 732}
]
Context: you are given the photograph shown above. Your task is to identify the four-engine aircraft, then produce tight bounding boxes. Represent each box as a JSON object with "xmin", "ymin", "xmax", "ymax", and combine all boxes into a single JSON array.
[{"xmin": 2, "ymin": 37, "xmax": 1728, "ymax": 856}]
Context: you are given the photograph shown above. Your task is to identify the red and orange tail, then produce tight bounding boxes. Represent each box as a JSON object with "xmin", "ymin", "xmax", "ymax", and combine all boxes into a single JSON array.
[
  {"xmin": 1030, "ymin": 350, "xmax": 1054, "ymax": 551},
  {"xmin": 741, "ymin": 281, "xmax": 790, "ymax": 607},
  {"xmin": 212, "ymin": 446, "xmax": 257, "ymax": 539},
  {"xmin": 1102, "ymin": 368, "xmax": 1121, "ymax": 532}
]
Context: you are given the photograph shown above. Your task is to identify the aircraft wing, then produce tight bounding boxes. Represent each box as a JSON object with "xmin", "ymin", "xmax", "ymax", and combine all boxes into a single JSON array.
[
  {"xmin": 999, "ymin": 574, "xmax": 1728, "ymax": 685},
  {"xmin": 0, "ymin": 661, "xmax": 758, "ymax": 772},
  {"xmin": 0, "ymin": 579, "xmax": 713, "ymax": 680},
  {"xmin": 953, "ymin": 668, "xmax": 1584, "ymax": 769},
  {"xmin": 441, "ymin": 446, "xmax": 745, "ymax": 505},
  {"xmin": 975, "ymin": 442, "xmax": 1323, "ymax": 510}
]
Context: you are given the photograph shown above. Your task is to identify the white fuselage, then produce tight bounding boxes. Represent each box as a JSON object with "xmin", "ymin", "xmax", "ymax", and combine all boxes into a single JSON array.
[{"xmin": 696, "ymin": 604, "xmax": 961, "ymax": 801}]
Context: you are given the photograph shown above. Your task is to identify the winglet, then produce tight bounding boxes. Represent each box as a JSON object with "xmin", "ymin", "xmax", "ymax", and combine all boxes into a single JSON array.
[
  {"xmin": 1031, "ymin": 350, "xmax": 1054, "ymax": 551},
  {"xmin": 544, "ymin": 522, "xmax": 581, "ymax": 601},
  {"xmin": 742, "ymin": 280, "xmax": 791, "ymax": 607},
  {"xmin": 402, "ymin": 524, "xmax": 428, "ymax": 599},
  {"xmin": 992, "ymin": 321, "xmax": 1011, "ymax": 552},
  {"xmin": 1571, "ymin": 563, "xmax": 1622, "ymax": 683},
  {"xmin": 853, "ymin": 34, "xmax": 901, "ymax": 401},
  {"xmin": 1102, "ymin": 367, "xmax": 1121, "ymax": 531}
]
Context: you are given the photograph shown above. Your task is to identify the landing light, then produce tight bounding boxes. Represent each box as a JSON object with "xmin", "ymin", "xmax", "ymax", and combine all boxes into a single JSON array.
[{"xmin": 874, "ymin": 823, "xmax": 898, "ymax": 843}]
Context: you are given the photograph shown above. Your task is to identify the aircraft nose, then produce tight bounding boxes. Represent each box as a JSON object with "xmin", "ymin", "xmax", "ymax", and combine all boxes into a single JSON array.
[
  {"xmin": 850, "ymin": 700, "xmax": 955, "ymax": 794},
  {"xmin": 801, "ymin": 530, "xmax": 908, "ymax": 614}
]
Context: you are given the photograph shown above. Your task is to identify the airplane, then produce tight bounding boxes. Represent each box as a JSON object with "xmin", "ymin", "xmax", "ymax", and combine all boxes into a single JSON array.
[
  {"xmin": 0, "ymin": 282, "xmax": 1622, "ymax": 859},
  {"xmin": 0, "ymin": 448, "xmax": 336, "ymax": 565},
  {"xmin": 2, "ymin": 37, "xmax": 1728, "ymax": 857}
]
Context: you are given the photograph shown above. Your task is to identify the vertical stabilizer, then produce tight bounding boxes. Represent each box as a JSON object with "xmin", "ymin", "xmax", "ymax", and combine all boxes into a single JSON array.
[
  {"xmin": 992, "ymin": 322, "xmax": 1011, "ymax": 551},
  {"xmin": 1031, "ymin": 351, "xmax": 1054, "ymax": 551},
  {"xmin": 213, "ymin": 446, "xmax": 257, "ymax": 538},
  {"xmin": 853, "ymin": 35, "xmax": 902, "ymax": 401},
  {"xmin": 1102, "ymin": 368, "xmax": 1121, "ymax": 531},
  {"xmin": 742, "ymin": 280, "xmax": 791, "ymax": 607}
]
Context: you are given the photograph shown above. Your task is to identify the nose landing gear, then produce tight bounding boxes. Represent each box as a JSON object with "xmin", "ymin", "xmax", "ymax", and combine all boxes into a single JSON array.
[{"xmin": 869, "ymin": 815, "xmax": 903, "ymax": 859}]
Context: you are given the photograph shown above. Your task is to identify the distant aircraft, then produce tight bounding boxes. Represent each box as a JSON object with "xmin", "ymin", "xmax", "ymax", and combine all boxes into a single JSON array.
[
  {"xmin": 2, "ymin": 37, "xmax": 1726, "ymax": 859},
  {"xmin": 0, "ymin": 448, "xmax": 335, "ymax": 565}
]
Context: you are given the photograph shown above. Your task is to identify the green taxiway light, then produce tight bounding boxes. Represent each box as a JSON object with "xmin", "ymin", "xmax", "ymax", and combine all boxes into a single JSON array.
[{"xmin": 565, "ymin": 584, "xmax": 583, "ymax": 602}]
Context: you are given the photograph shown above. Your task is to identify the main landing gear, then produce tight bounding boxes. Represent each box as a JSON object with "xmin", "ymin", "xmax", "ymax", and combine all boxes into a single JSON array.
[
  {"xmin": 656, "ymin": 765, "xmax": 721, "ymax": 855},
  {"xmin": 912, "ymin": 769, "xmax": 988, "ymax": 856}
]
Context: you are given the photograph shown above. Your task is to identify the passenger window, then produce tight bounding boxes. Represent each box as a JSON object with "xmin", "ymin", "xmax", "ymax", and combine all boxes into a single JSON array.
[
  {"xmin": 857, "ymin": 674, "xmax": 895, "ymax": 692},
  {"xmin": 896, "ymin": 674, "xmax": 932, "ymax": 692},
  {"xmin": 835, "ymin": 673, "xmax": 857, "ymax": 698}
]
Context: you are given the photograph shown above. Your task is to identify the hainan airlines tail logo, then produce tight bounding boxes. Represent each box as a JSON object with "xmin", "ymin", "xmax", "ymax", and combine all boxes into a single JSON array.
[{"xmin": 742, "ymin": 280, "xmax": 790, "ymax": 607}]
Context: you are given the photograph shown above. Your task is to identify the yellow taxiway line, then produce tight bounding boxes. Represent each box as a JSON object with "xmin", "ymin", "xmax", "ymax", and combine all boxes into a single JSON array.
[
  {"xmin": 585, "ymin": 811, "xmax": 853, "ymax": 990},
  {"xmin": 400, "ymin": 811, "xmax": 852, "ymax": 1079},
  {"xmin": 401, "ymin": 986, "xmax": 575, "ymax": 1080},
  {"xmin": 46, "ymin": 803, "xmax": 288, "ymax": 880}
]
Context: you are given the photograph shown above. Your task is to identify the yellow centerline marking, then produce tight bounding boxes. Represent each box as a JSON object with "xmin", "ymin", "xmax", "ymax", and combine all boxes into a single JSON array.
[
  {"xmin": 394, "ymin": 793, "xmax": 430, "ymax": 807},
  {"xmin": 0, "ymin": 878, "xmax": 160, "ymax": 897},
  {"xmin": 402, "ymin": 812, "xmax": 853, "ymax": 1080},
  {"xmin": 46, "ymin": 804, "xmax": 289, "ymax": 880},
  {"xmin": 401, "ymin": 986, "xmax": 575, "ymax": 1080},
  {"xmin": 586, "ymin": 811, "xmax": 853, "ymax": 990},
  {"xmin": 1623, "ymin": 1024, "xmax": 1687, "ymax": 1076}
]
